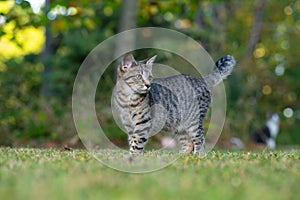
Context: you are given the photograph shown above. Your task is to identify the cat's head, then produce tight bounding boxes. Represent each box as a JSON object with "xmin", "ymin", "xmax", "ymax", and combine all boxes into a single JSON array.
[
  {"xmin": 267, "ymin": 112, "xmax": 280, "ymax": 124},
  {"xmin": 118, "ymin": 54, "xmax": 157, "ymax": 94}
]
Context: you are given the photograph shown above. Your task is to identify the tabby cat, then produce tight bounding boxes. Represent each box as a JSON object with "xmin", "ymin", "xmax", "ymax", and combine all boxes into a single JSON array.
[{"xmin": 113, "ymin": 54, "xmax": 236, "ymax": 154}]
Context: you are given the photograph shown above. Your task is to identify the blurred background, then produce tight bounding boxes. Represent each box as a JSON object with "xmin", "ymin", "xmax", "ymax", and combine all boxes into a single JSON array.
[{"xmin": 0, "ymin": 0, "xmax": 299, "ymax": 149}]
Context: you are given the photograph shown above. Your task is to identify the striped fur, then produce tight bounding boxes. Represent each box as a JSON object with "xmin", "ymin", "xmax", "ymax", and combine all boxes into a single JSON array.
[{"xmin": 113, "ymin": 54, "xmax": 236, "ymax": 154}]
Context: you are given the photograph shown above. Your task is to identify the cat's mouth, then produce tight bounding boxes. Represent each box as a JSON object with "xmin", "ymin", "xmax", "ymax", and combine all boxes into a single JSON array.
[
  {"xmin": 137, "ymin": 86, "xmax": 151, "ymax": 93},
  {"xmin": 139, "ymin": 89, "xmax": 150, "ymax": 93}
]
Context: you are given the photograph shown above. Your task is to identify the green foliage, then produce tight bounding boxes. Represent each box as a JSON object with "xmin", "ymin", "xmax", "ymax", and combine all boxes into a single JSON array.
[
  {"xmin": 0, "ymin": 0, "xmax": 121, "ymax": 145},
  {"xmin": 0, "ymin": 56, "xmax": 41, "ymax": 140}
]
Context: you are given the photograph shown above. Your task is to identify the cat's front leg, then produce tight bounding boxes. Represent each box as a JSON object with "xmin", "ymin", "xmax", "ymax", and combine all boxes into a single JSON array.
[
  {"xmin": 129, "ymin": 119, "xmax": 151, "ymax": 154},
  {"xmin": 119, "ymin": 114, "xmax": 137, "ymax": 153}
]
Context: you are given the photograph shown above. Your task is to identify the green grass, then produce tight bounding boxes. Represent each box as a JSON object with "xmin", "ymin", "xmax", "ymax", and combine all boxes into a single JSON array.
[{"xmin": 0, "ymin": 147, "xmax": 299, "ymax": 200}]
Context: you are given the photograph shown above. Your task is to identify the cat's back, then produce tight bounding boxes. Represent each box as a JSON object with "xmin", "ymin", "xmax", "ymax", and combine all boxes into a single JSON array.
[
  {"xmin": 149, "ymin": 74, "xmax": 211, "ymax": 115},
  {"xmin": 153, "ymin": 74, "xmax": 201, "ymax": 83},
  {"xmin": 151, "ymin": 74, "xmax": 209, "ymax": 95}
]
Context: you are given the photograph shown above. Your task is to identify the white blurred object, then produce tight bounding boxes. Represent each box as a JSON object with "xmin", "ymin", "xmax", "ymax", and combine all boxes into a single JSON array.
[
  {"xmin": 161, "ymin": 136, "xmax": 176, "ymax": 148},
  {"xmin": 250, "ymin": 112, "xmax": 280, "ymax": 149},
  {"xmin": 267, "ymin": 113, "xmax": 280, "ymax": 138},
  {"xmin": 230, "ymin": 137, "xmax": 245, "ymax": 149}
]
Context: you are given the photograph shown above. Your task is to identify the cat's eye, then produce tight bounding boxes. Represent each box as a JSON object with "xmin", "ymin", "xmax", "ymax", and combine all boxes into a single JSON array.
[
  {"xmin": 149, "ymin": 75, "xmax": 153, "ymax": 80},
  {"xmin": 136, "ymin": 74, "xmax": 142, "ymax": 80}
]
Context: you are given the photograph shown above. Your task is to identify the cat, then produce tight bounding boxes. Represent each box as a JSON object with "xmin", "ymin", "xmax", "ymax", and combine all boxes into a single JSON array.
[
  {"xmin": 250, "ymin": 112, "xmax": 280, "ymax": 149},
  {"xmin": 113, "ymin": 53, "xmax": 236, "ymax": 154}
]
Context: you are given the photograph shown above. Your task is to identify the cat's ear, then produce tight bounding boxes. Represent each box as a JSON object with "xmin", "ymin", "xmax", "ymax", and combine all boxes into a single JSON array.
[
  {"xmin": 145, "ymin": 55, "xmax": 157, "ymax": 67},
  {"xmin": 121, "ymin": 54, "xmax": 137, "ymax": 72},
  {"xmin": 266, "ymin": 111, "xmax": 274, "ymax": 119}
]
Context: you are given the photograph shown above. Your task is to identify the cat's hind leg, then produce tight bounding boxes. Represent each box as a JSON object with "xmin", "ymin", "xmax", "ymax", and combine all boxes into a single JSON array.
[
  {"xmin": 187, "ymin": 125, "xmax": 205, "ymax": 154},
  {"xmin": 177, "ymin": 134, "xmax": 194, "ymax": 153}
]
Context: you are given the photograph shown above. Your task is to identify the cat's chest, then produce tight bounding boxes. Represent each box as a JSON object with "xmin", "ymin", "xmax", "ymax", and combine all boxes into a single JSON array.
[
  {"xmin": 266, "ymin": 121, "xmax": 279, "ymax": 138},
  {"xmin": 115, "ymin": 90, "xmax": 149, "ymax": 112}
]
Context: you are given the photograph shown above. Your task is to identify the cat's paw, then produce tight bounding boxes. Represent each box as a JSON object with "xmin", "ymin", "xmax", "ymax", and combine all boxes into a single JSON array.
[{"xmin": 129, "ymin": 146, "xmax": 144, "ymax": 155}]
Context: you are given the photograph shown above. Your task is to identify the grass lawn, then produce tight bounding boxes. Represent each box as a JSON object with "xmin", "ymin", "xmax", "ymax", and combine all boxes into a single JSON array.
[{"xmin": 0, "ymin": 147, "xmax": 299, "ymax": 200}]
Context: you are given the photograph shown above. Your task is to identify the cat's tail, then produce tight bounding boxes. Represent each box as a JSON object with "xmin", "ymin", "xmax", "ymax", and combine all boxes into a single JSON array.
[{"xmin": 204, "ymin": 55, "xmax": 236, "ymax": 88}]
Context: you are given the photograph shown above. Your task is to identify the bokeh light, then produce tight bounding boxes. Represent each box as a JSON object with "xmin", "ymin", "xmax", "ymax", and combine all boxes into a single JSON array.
[
  {"xmin": 284, "ymin": 6, "xmax": 293, "ymax": 15},
  {"xmin": 283, "ymin": 107, "xmax": 294, "ymax": 118},
  {"xmin": 262, "ymin": 85, "xmax": 272, "ymax": 95},
  {"xmin": 275, "ymin": 64, "xmax": 285, "ymax": 76}
]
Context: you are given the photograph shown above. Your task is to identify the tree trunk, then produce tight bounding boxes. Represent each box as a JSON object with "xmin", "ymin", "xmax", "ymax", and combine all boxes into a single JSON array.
[
  {"xmin": 114, "ymin": 0, "xmax": 138, "ymax": 81},
  {"xmin": 194, "ymin": 2, "xmax": 227, "ymax": 54},
  {"xmin": 246, "ymin": 0, "xmax": 267, "ymax": 56},
  {"xmin": 41, "ymin": 0, "xmax": 52, "ymax": 96},
  {"xmin": 211, "ymin": 2, "xmax": 226, "ymax": 53},
  {"xmin": 114, "ymin": 0, "xmax": 138, "ymax": 57}
]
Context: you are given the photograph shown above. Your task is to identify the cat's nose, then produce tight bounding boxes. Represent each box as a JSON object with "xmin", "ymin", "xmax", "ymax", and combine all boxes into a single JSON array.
[{"xmin": 145, "ymin": 83, "xmax": 151, "ymax": 89}]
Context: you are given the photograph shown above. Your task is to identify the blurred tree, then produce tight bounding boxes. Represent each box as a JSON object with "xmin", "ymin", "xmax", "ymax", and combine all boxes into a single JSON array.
[
  {"xmin": 41, "ymin": 0, "xmax": 54, "ymax": 96},
  {"xmin": 115, "ymin": 0, "xmax": 137, "ymax": 55},
  {"xmin": 246, "ymin": 0, "xmax": 267, "ymax": 56}
]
